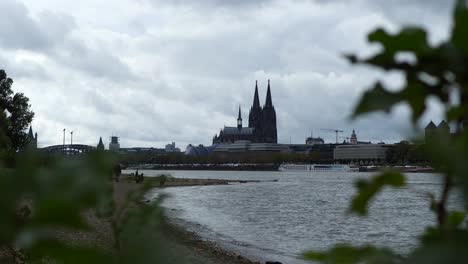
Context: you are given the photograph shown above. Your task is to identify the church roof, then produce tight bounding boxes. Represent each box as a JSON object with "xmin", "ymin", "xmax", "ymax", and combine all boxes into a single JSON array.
[
  {"xmin": 438, "ymin": 120, "xmax": 449, "ymax": 129},
  {"xmin": 28, "ymin": 126, "xmax": 34, "ymax": 138},
  {"xmin": 264, "ymin": 79, "xmax": 273, "ymax": 108},
  {"xmin": 222, "ymin": 127, "xmax": 254, "ymax": 135},
  {"xmin": 252, "ymin": 80, "xmax": 261, "ymax": 109},
  {"xmin": 425, "ymin": 121, "xmax": 437, "ymax": 129}
]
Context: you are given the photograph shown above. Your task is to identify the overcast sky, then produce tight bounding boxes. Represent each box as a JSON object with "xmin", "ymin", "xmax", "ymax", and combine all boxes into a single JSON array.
[{"xmin": 0, "ymin": 0, "xmax": 457, "ymax": 148}]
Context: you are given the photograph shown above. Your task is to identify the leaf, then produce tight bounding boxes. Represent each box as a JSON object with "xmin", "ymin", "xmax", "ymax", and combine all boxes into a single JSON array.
[
  {"xmin": 351, "ymin": 171, "xmax": 405, "ymax": 215},
  {"xmin": 400, "ymin": 81, "xmax": 429, "ymax": 123},
  {"xmin": 446, "ymin": 211, "xmax": 465, "ymax": 228},
  {"xmin": 369, "ymin": 27, "xmax": 429, "ymax": 55},
  {"xmin": 407, "ymin": 229, "xmax": 468, "ymax": 264},
  {"xmin": 303, "ymin": 244, "xmax": 397, "ymax": 264},
  {"xmin": 352, "ymin": 82, "xmax": 401, "ymax": 118},
  {"xmin": 451, "ymin": 0, "xmax": 468, "ymax": 53}
]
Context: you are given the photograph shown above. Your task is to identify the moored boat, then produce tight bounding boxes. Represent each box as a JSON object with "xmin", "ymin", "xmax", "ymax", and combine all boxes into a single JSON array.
[{"xmin": 279, "ymin": 164, "xmax": 359, "ymax": 172}]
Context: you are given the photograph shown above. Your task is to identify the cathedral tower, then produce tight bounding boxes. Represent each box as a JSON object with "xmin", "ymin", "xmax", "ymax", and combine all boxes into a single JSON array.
[
  {"xmin": 249, "ymin": 81, "xmax": 262, "ymax": 129},
  {"xmin": 261, "ymin": 80, "xmax": 277, "ymax": 143}
]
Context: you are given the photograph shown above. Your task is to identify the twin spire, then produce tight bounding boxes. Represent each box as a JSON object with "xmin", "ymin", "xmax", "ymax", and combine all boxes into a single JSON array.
[{"xmin": 252, "ymin": 79, "xmax": 273, "ymax": 109}]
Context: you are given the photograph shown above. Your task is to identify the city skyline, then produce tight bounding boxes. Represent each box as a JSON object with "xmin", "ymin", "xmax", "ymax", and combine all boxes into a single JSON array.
[{"xmin": 0, "ymin": 0, "xmax": 453, "ymax": 148}]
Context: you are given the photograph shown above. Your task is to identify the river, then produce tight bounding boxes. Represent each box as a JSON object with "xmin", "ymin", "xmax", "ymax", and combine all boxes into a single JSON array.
[{"xmin": 130, "ymin": 170, "xmax": 462, "ymax": 264}]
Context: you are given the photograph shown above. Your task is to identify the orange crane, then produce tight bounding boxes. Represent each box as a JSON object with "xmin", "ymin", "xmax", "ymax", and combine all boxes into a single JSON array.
[{"xmin": 320, "ymin": 128, "xmax": 344, "ymax": 144}]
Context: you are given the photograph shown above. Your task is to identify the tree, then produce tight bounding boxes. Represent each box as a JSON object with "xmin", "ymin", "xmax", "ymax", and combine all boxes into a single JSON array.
[
  {"xmin": 386, "ymin": 141, "xmax": 410, "ymax": 164},
  {"xmin": 0, "ymin": 70, "xmax": 34, "ymax": 151}
]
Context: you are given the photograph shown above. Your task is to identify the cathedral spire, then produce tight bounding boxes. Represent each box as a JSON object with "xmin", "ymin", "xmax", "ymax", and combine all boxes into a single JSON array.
[
  {"xmin": 28, "ymin": 126, "xmax": 34, "ymax": 138},
  {"xmin": 97, "ymin": 137, "xmax": 105, "ymax": 150},
  {"xmin": 265, "ymin": 79, "xmax": 273, "ymax": 108},
  {"xmin": 252, "ymin": 80, "xmax": 260, "ymax": 109}
]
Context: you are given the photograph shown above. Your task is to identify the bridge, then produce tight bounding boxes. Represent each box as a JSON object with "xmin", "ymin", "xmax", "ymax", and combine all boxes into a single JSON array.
[{"xmin": 41, "ymin": 144, "xmax": 97, "ymax": 156}]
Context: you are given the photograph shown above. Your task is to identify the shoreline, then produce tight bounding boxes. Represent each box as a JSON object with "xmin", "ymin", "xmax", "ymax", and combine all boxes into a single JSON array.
[
  {"xmin": 116, "ymin": 175, "xmax": 274, "ymax": 264},
  {"xmin": 125, "ymin": 164, "xmax": 436, "ymax": 173}
]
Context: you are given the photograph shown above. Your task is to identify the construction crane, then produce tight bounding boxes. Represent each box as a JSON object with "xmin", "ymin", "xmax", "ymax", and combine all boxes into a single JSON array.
[{"xmin": 320, "ymin": 128, "xmax": 344, "ymax": 144}]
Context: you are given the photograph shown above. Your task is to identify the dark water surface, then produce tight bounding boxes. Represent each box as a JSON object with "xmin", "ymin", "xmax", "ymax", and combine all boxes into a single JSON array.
[{"xmin": 135, "ymin": 170, "xmax": 462, "ymax": 264}]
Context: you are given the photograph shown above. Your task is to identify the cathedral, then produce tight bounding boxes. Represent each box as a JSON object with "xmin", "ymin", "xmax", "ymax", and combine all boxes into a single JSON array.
[{"xmin": 213, "ymin": 80, "xmax": 278, "ymax": 144}]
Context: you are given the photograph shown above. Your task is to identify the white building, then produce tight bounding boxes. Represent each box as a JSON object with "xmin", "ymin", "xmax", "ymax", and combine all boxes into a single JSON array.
[
  {"xmin": 165, "ymin": 142, "xmax": 181, "ymax": 152},
  {"xmin": 109, "ymin": 136, "xmax": 120, "ymax": 151},
  {"xmin": 334, "ymin": 144, "xmax": 390, "ymax": 162}
]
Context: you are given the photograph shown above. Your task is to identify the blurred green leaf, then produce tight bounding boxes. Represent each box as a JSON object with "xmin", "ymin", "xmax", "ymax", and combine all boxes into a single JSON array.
[
  {"xmin": 351, "ymin": 171, "xmax": 405, "ymax": 215},
  {"xmin": 352, "ymin": 82, "xmax": 401, "ymax": 118},
  {"xmin": 446, "ymin": 211, "xmax": 465, "ymax": 229},
  {"xmin": 368, "ymin": 27, "xmax": 429, "ymax": 55},
  {"xmin": 303, "ymin": 244, "xmax": 397, "ymax": 264},
  {"xmin": 451, "ymin": 0, "xmax": 468, "ymax": 53},
  {"xmin": 406, "ymin": 229, "xmax": 468, "ymax": 264}
]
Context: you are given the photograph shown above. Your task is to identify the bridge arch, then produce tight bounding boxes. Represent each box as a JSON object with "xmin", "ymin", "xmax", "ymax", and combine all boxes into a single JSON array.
[{"xmin": 41, "ymin": 144, "xmax": 97, "ymax": 156}]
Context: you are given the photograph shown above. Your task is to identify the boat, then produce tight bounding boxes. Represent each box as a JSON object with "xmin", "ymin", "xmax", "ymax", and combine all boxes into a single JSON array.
[{"xmin": 278, "ymin": 164, "xmax": 359, "ymax": 172}]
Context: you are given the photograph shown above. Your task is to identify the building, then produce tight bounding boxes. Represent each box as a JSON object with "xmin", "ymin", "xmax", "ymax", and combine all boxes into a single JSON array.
[
  {"xmin": 185, "ymin": 144, "xmax": 217, "ymax": 156},
  {"xmin": 97, "ymin": 137, "xmax": 105, "ymax": 150},
  {"xmin": 27, "ymin": 126, "xmax": 38, "ymax": 148},
  {"xmin": 350, "ymin": 129, "xmax": 358, "ymax": 144},
  {"xmin": 119, "ymin": 147, "xmax": 166, "ymax": 154},
  {"xmin": 165, "ymin": 142, "xmax": 181, "ymax": 153},
  {"xmin": 425, "ymin": 120, "xmax": 451, "ymax": 143},
  {"xmin": 213, "ymin": 140, "xmax": 289, "ymax": 153},
  {"xmin": 334, "ymin": 144, "xmax": 390, "ymax": 163},
  {"xmin": 109, "ymin": 136, "xmax": 120, "ymax": 151},
  {"xmin": 213, "ymin": 80, "xmax": 278, "ymax": 144},
  {"xmin": 306, "ymin": 137, "xmax": 324, "ymax": 145}
]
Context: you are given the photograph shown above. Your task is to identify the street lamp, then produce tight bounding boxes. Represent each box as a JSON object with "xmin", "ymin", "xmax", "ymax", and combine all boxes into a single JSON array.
[
  {"xmin": 71, "ymin": 131, "xmax": 73, "ymax": 145},
  {"xmin": 63, "ymin": 128, "xmax": 66, "ymax": 154}
]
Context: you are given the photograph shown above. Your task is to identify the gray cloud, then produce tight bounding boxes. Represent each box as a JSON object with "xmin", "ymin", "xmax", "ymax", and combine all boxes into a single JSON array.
[
  {"xmin": 0, "ymin": 0, "xmax": 50, "ymax": 50},
  {"xmin": 1, "ymin": 0, "xmax": 454, "ymax": 148}
]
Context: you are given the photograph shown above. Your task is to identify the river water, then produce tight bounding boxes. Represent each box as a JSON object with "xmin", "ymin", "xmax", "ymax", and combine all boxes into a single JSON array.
[{"xmin": 134, "ymin": 170, "xmax": 463, "ymax": 264}]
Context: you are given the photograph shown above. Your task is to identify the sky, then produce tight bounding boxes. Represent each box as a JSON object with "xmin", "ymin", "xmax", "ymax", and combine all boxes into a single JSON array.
[{"xmin": 0, "ymin": 0, "xmax": 458, "ymax": 148}]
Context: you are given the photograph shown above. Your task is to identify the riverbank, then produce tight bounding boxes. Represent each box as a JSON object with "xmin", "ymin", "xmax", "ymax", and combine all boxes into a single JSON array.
[
  {"xmin": 127, "ymin": 163, "xmax": 435, "ymax": 173},
  {"xmin": 114, "ymin": 175, "xmax": 265, "ymax": 264},
  {"xmin": 128, "ymin": 164, "xmax": 279, "ymax": 171},
  {"xmin": 1, "ymin": 175, "xmax": 269, "ymax": 263}
]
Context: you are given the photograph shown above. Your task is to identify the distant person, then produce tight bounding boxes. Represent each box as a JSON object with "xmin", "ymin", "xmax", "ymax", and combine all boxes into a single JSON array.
[
  {"xmin": 134, "ymin": 169, "xmax": 139, "ymax": 183},
  {"xmin": 139, "ymin": 173, "xmax": 144, "ymax": 183},
  {"xmin": 112, "ymin": 164, "xmax": 121, "ymax": 182}
]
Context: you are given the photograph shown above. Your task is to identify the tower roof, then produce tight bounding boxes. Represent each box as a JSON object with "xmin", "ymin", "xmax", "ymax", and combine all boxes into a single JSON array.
[
  {"xmin": 438, "ymin": 120, "xmax": 449, "ymax": 129},
  {"xmin": 28, "ymin": 126, "xmax": 34, "ymax": 138},
  {"xmin": 238, "ymin": 105, "xmax": 242, "ymax": 120},
  {"xmin": 265, "ymin": 79, "xmax": 273, "ymax": 108},
  {"xmin": 252, "ymin": 80, "xmax": 260, "ymax": 109},
  {"xmin": 425, "ymin": 121, "xmax": 437, "ymax": 129}
]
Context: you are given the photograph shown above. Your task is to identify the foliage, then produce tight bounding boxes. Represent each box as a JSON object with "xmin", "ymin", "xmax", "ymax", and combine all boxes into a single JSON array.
[
  {"xmin": 385, "ymin": 141, "xmax": 429, "ymax": 165},
  {"xmin": 0, "ymin": 151, "xmax": 114, "ymax": 263},
  {"xmin": 0, "ymin": 69, "xmax": 34, "ymax": 152},
  {"xmin": 304, "ymin": 1, "xmax": 468, "ymax": 263},
  {"xmin": 350, "ymin": 170, "xmax": 405, "ymax": 215}
]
